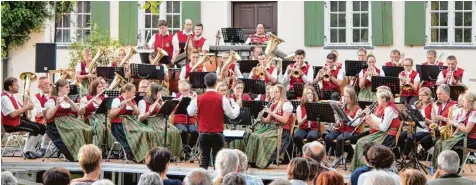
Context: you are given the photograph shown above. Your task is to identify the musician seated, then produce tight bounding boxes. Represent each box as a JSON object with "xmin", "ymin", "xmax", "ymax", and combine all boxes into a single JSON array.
[
  {"xmin": 250, "ymin": 45, "xmax": 263, "ymax": 60},
  {"xmin": 249, "ymin": 54, "xmax": 278, "ymax": 84},
  {"xmin": 398, "ymin": 87, "xmax": 434, "ymax": 159},
  {"xmin": 424, "ymin": 49, "xmax": 444, "ymax": 66},
  {"xmin": 110, "ymin": 47, "xmax": 126, "ymax": 67},
  {"xmin": 281, "ymin": 49, "xmax": 313, "ymax": 99},
  {"xmin": 2, "ymin": 77, "xmax": 46, "ymax": 159},
  {"xmin": 294, "ymin": 85, "xmax": 320, "ymax": 151},
  {"xmin": 245, "ymin": 24, "xmax": 268, "ymax": 45},
  {"xmin": 255, "ymin": 84, "xmax": 274, "ymax": 101},
  {"xmin": 324, "ymin": 86, "xmax": 362, "ymax": 166},
  {"xmin": 216, "ymin": 51, "xmax": 244, "ymax": 79},
  {"xmin": 76, "ymin": 48, "xmax": 94, "ymax": 95},
  {"xmin": 138, "ymin": 79, "xmax": 150, "ymax": 93},
  {"xmin": 230, "ymin": 80, "xmax": 252, "ymax": 106},
  {"xmin": 350, "ymin": 87, "xmax": 401, "ymax": 170},
  {"xmin": 148, "ymin": 52, "xmax": 170, "ymax": 82},
  {"xmin": 436, "ymin": 55, "xmax": 468, "ymax": 88},
  {"xmin": 358, "ymin": 55, "xmax": 385, "ymax": 101},
  {"xmin": 312, "ymin": 53, "xmax": 344, "ymax": 100},
  {"xmin": 384, "ymin": 49, "xmax": 403, "ymax": 67},
  {"xmin": 357, "ymin": 48, "xmax": 368, "ymax": 61},
  {"xmin": 399, "ymin": 58, "xmax": 420, "ymax": 105},
  {"xmin": 174, "ymin": 81, "xmax": 199, "ymax": 154},
  {"xmin": 44, "ymin": 79, "xmax": 93, "ymax": 161},
  {"xmin": 180, "ymin": 50, "xmax": 207, "ymax": 81},
  {"xmin": 246, "ymin": 84, "xmax": 293, "ymax": 169},
  {"xmin": 432, "ymin": 84, "xmax": 457, "ymax": 132}
]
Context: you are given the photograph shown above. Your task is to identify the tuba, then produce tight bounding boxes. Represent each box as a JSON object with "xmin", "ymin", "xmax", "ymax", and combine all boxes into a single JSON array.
[
  {"xmin": 20, "ymin": 72, "xmax": 37, "ymax": 120},
  {"xmin": 219, "ymin": 51, "xmax": 241, "ymax": 86},
  {"xmin": 119, "ymin": 47, "xmax": 137, "ymax": 66},
  {"xmin": 108, "ymin": 72, "xmax": 126, "ymax": 90},
  {"xmin": 151, "ymin": 48, "xmax": 169, "ymax": 65},
  {"xmin": 58, "ymin": 68, "xmax": 82, "ymax": 88},
  {"xmin": 88, "ymin": 48, "xmax": 104, "ymax": 74},
  {"xmin": 191, "ymin": 54, "xmax": 211, "ymax": 72},
  {"xmin": 265, "ymin": 33, "xmax": 285, "ymax": 73}
]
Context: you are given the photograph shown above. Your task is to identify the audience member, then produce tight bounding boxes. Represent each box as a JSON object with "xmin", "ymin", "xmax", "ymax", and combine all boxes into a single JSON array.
[
  {"xmin": 269, "ymin": 179, "xmax": 292, "ymax": 185},
  {"xmin": 361, "ymin": 170, "xmax": 397, "ymax": 185},
  {"xmin": 428, "ymin": 150, "xmax": 473, "ymax": 185},
  {"xmin": 1, "ymin": 171, "xmax": 17, "ymax": 185},
  {"xmin": 400, "ymin": 169, "xmax": 426, "ymax": 185},
  {"xmin": 222, "ymin": 172, "xmax": 246, "ymax": 185},
  {"xmin": 305, "ymin": 158, "xmax": 321, "ymax": 182},
  {"xmin": 43, "ymin": 167, "xmax": 71, "ymax": 185},
  {"xmin": 357, "ymin": 145, "xmax": 399, "ymax": 185},
  {"xmin": 91, "ymin": 180, "xmax": 115, "ymax": 185},
  {"xmin": 315, "ymin": 171, "xmax": 344, "ymax": 185},
  {"xmin": 303, "ymin": 141, "xmax": 332, "ymax": 170},
  {"xmin": 287, "ymin": 157, "xmax": 310, "ymax": 185},
  {"xmin": 213, "ymin": 149, "xmax": 239, "ymax": 185},
  {"xmin": 138, "ymin": 172, "xmax": 163, "ymax": 185},
  {"xmin": 350, "ymin": 142, "xmax": 375, "ymax": 185},
  {"xmin": 146, "ymin": 147, "xmax": 182, "ymax": 185},
  {"xmin": 71, "ymin": 144, "xmax": 102, "ymax": 184},
  {"xmin": 183, "ymin": 168, "xmax": 213, "ymax": 185},
  {"xmin": 234, "ymin": 149, "xmax": 264, "ymax": 185}
]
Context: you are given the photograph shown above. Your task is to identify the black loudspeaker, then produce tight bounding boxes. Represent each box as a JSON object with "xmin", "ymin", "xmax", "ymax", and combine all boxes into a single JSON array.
[{"xmin": 35, "ymin": 43, "xmax": 56, "ymax": 73}]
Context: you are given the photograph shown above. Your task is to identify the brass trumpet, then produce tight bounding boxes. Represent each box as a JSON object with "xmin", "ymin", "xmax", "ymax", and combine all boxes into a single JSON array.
[
  {"xmin": 366, "ymin": 67, "xmax": 378, "ymax": 81},
  {"xmin": 255, "ymin": 63, "xmax": 266, "ymax": 78},
  {"xmin": 401, "ymin": 70, "xmax": 412, "ymax": 91},
  {"xmin": 317, "ymin": 67, "xmax": 331, "ymax": 82}
]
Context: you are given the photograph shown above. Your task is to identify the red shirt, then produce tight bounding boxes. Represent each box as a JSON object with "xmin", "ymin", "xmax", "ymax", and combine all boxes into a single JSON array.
[
  {"xmin": 321, "ymin": 66, "xmax": 341, "ymax": 93},
  {"xmin": 34, "ymin": 93, "xmax": 48, "ymax": 124},
  {"xmin": 362, "ymin": 68, "xmax": 382, "ymax": 87},
  {"xmin": 270, "ymin": 101, "xmax": 293, "ymax": 130},
  {"xmin": 83, "ymin": 94, "xmax": 105, "ymax": 121},
  {"xmin": 289, "ymin": 63, "xmax": 310, "ymax": 90},
  {"xmin": 462, "ymin": 109, "xmax": 476, "ymax": 139},
  {"xmin": 436, "ymin": 101, "xmax": 456, "ymax": 126},
  {"xmin": 230, "ymin": 93, "xmax": 252, "ymax": 102},
  {"xmin": 154, "ymin": 33, "xmax": 174, "ymax": 57},
  {"xmin": 193, "ymin": 37, "xmax": 206, "ymax": 52},
  {"xmin": 1, "ymin": 91, "xmax": 21, "ymax": 127},
  {"xmin": 197, "ymin": 91, "xmax": 224, "ymax": 132},
  {"xmin": 174, "ymin": 94, "xmax": 196, "ymax": 125},
  {"xmin": 248, "ymin": 33, "xmax": 268, "ymax": 45},
  {"xmin": 111, "ymin": 96, "xmax": 137, "ymax": 124},
  {"xmin": 370, "ymin": 102, "xmax": 401, "ymax": 136},
  {"xmin": 441, "ymin": 68, "xmax": 464, "ymax": 85},
  {"xmin": 399, "ymin": 70, "xmax": 419, "ymax": 97},
  {"xmin": 46, "ymin": 97, "xmax": 76, "ymax": 123},
  {"xmin": 251, "ymin": 66, "xmax": 275, "ymax": 84},
  {"xmin": 176, "ymin": 30, "xmax": 193, "ymax": 53},
  {"xmin": 338, "ymin": 105, "xmax": 361, "ymax": 133}
]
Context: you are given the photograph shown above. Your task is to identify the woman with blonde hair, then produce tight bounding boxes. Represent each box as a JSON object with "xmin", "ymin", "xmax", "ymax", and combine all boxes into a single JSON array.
[
  {"xmin": 400, "ymin": 169, "xmax": 426, "ymax": 185},
  {"xmin": 70, "ymin": 144, "xmax": 102, "ymax": 184},
  {"xmin": 110, "ymin": 47, "xmax": 126, "ymax": 67},
  {"xmin": 294, "ymin": 85, "xmax": 320, "ymax": 151},
  {"xmin": 172, "ymin": 80, "xmax": 198, "ymax": 158},
  {"xmin": 246, "ymin": 84, "xmax": 294, "ymax": 169},
  {"xmin": 358, "ymin": 55, "xmax": 385, "ymax": 101}
]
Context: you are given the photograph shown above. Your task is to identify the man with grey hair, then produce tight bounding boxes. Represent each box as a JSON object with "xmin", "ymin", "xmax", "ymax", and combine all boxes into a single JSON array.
[
  {"xmin": 428, "ymin": 150, "xmax": 473, "ymax": 185},
  {"xmin": 184, "ymin": 168, "xmax": 213, "ymax": 185},
  {"xmin": 222, "ymin": 172, "xmax": 246, "ymax": 185},
  {"xmin": 303, "ymin": 141, "xmax": 334, "ymax": 171},
  {"xmin": 213, "ymin": 149, "xmax": 239, "ymax": 184},
  {"xmin": 138, "ymin": 172, "xmax": 163, "ymax": 185},
  {"xmin": 234, "ymin": 149, "xmax": 264, "ymax": 185},
  {"xmin": 1, "ymin": 171, "xmax": 17, "ymax": 185}
]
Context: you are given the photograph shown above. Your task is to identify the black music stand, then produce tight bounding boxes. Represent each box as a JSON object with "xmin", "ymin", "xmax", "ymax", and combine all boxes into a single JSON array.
[
  {"xmin": 190, "ymin": 72, "xmax": 210, "ymax": 89},
  {"xmin": 97, "ymin": 67, "xmax": 125, "ymax": 80},
  {"xmin": 242, "ymin": 100, "xmax": 269, "ymax": 119},
  {"xmin": 290, "ymin": 100, "xmax": 300, "ymax": 113},
  {"xmin": 134, "ymin": 92, "xmax": 146, "ymax": 103},
  {"xmin": 130, "ymin": 63, "xmax": 165, "ymax": 80},
  {"xmin": 240, "ymin": 78, "xmax": 266, "ymax": 94},
  {"xmin": 398, "ymin": 104, "xmax": 428, "ymax": 173},
  {"xmin": 139, "ymin": 50, "xmax": 154, "ymax": 64},
  {"xmin": 69, "ymin": 85, "xmax": 79, "ymax": 95},
  {"xmin": 328, "ymin": 100, "xmax": 350, "ymax": 124},
  {"xmin": 416, "ymin": 65, "xmax": 447, "ymax": 81},
  {"xmin": 96, "ymin": 97, "xmax": 115, "ymax": 156},
  {"xmin": 221, "ymin": 28, "xmax": 245, "ymax": 44},
  {"xmin": 293, "ymin": 83, "xmax": 305, "ymax": 97},
  {"xmin": 371, "ymin": 76, "xmax": 400, "ymax": 94},
  {"xmin": 224, "ymin": 108, "xmax": 252, "ymax": 134},
  {"xmin": 282, "ymin": 60, "xmax": 295, "ymax": 75},
  {"xmin": 162, "ymin": 96, "xmax": 175, "ymax": 101},
  {"xmin": 313, "ymin": 66, "xmax": 324, "ymax": 79},
  {"xmin": 345, "ymin": 60, "xmax": 368, "ymax": 77},
  {"xmin": 105, "ymin": 90, "xmax": 120, "ymax": 98},
  {"xmin": 238, "ymin": 60, "xmax": 259, "ymax": 74},
  {"xmin": 449, "ymin": 85, "xmax": 466, "ymax": 101},
  {"xmin": 305, "ymin": 102, "xmax": 335, "ymax": 123},
  {"xmin": 358, "ymin": 101, "xmax": 374, "ymax": 110},
  {"xmin": 156, "ymin": 100, "xmax": 180, "ymax": 148},
  {"xmin": 382, "ymin": 66, "xmax": 404, "ymax": 78}
]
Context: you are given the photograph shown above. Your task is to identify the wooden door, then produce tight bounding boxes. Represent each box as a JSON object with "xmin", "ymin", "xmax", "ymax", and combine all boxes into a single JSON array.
[{"xmin": 232, "ymin": 2, "xmax": 278, "ymax": 38}]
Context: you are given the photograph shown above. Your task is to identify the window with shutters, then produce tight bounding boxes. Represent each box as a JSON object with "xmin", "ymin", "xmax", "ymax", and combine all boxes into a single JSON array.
[
  {"xmin": 426, "ymin": 1, "xmax": 476, "ymax": 45},
  {"xmin": 324, "ymin": 1, "xmax": 372, "ymax": 46},
  {"xmin": 55, "ymin": 1, "xmax": 91, "ymax": 45},
  {"xmin": 138, "ymin": 1, "xmax": 182, "ymax": 45}
]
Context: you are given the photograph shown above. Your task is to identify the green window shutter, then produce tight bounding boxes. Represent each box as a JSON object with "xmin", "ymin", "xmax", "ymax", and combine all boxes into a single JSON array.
[
  {"xmin": 182, "ymin": 1, "xmax": 201, "ymax": 24},
  {"xmin": 304, "ymin": 1, "xmax": 324, "ymax": 47},
  {"xmin": 119, "ymin": 1, "xmax": 138, "ymax": 45},
  {"xmin": 371, "ymin": 1, "xmax": 393, "ymax": 46},
  {"xmin": 405, "ymin": 1, "xmax": 426, "ymax": 46},
  {"xmin": 90, "ymin": 1, "xmax": 110, "ymax": 34}
]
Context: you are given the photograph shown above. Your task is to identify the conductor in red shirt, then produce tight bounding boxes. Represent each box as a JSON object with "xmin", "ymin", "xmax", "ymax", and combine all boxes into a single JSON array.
[{"xmin": 187, "ymin": 73, "xmax": 240, "ymax": 169}]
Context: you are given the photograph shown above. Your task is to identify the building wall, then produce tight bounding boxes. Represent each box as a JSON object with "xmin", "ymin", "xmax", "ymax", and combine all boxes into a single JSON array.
[{"xmin": 5, "ymin": 1, "xmax": 476, "ymax": 95}]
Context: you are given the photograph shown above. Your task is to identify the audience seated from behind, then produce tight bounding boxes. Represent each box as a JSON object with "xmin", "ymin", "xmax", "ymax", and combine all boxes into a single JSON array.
[
  {"xmin": 71, "ymin": 144, "xmax": 102, "ymax": 185},
  {"xmin": 350, "ymin": 142, "xmax": 375, "ymax": 185},
  {"xmin": 361, "ymin": 170, "xmax": 398, "ymax": 185},
  {"xmin": 269, "ymin": 179, "xmax": 292, "ymax": 185},
  {"xmin": 428, "ymin": 150, "xmax": 474, "ymax": 185},
  {"xmin": 91, "ymin": 180, "xmax": 115, "ymax": 185},
  {"xmin": 138, "ymin": 172, "xmax": 163, "ymax": 185},
  {"xmin": 1, "ymin": 171, "xmax": 17, "ymax": 185},
  {"xmin": 234, "ymin": 149, "xmax": 264, "ymax": 185},
  {"xmin": 183, "ymin": 169, "xmax": 213, "ymax": 185},
  {"xmin": 303, "ymin": 141, "xmax": 333, "ymax": 171},
  {"xmin": 400, "ymin": 169, "xmax": 427, "ymax": 185},
  {"xmin": 305, "ymin": 158, "xmax": 321, "ymax": 183},
  {"xmin": 222, "ymin": 172, "xmax": 247, "ymax": 185},
  {"xmin": 357, "ymin": 144, "xmax": 399, "ymax": 185},
  {"xmin": 43, "ymin": 167, "xmax": 71, "ymax": 185},
  {"xmin": 315, "ymin": 171, "xmax": 344, "ymax": 185},
  {"xmin": 213, "ymin": 149, "xmax": 240, "ymax": 185},
  {"xmin": 287, "ymin": 157, "xmax": 309, "ymax": 185},
  {"xmin": 146, "ymin": 147, "xmax": 182, "ymax": 185}
]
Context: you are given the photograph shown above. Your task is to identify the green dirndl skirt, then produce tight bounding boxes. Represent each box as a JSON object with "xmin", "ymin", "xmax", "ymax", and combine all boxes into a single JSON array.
[
  {"xmin": 350, "ymin": 131, "xmax": 388, "ymax": 171},
  {"xmin": 432, "ymin": 132, "xmax": 468, "ymax": 169},
  {"xmin": 358, "ymin": 87, "xmax": 376, "ymax": 102},
  {"xmin": 55, "ymin": 116, "xmax": 94, "ymax": 161},
  {"xmin": 87, "ymin": 114, "xmax": 114, "ymax": 149},
  {"xmin": 146, "ymin": 117, "xmax": 182, "ymax": 157},
  {"xmin": 120, "ymin": 115, "xmax": 161, "ymax": 162},
  {"xmin": 246, "ymin": 123, "xmax": 282, "ymax": 169},
  {"xmin": 79, "ymin": 80, "xmax": 89, "ymax": 97}
]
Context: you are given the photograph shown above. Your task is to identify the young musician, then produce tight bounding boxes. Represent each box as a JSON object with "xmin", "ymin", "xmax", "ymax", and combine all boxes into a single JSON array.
[
  {"xmin": 2, "ymin": 77, "xmax": 46, "ymax": 159},
  {"xmin": 76, "ymin": 48, "xmax": 94, "ymax": 95},
  {"xmin": 250, "ymin": 45, "xmax": 263, "ymax": 60},
  {"xmin": 173, "ymin": 81, "xmax": 199, "ymax": 157},
  {"xmin": 350, "ymin": 87, "xmax": 401, "ymax": 170},
  {"xmin": 398, "ymin": 58, "xmax": 420, "ymax": 105},
  {"xmin": 294, "ymin": 86, "xmax": 320, "ymax": 150},
  {"xmin": 246, "ymin": 84, "xmax": 294, "ymax": 169},
  {"xmin": 172, "ymin": 19, "xmax": 194, "ymax": 63},
  {"xmin": 145, "ymin": 20, "xmax": 174, "ymax": 59},
  {"xmin": 255, "ymin": 84, "xmax": 274, "ymax": 101},
  {"xmin": 357, "ymin": 48, "xmax": 367, "ymax": 61},
  {"xmin": 432, "ymin": 92, "xmax": 476, "ymax": 168},
  {"xmin": 330, "ymin": 49, "xmax": 343, "ymax": 69},
  {"xmin": 44, "ymin": 79, "xmax": 93, "ymax": 161},
  {"xmin": 216, "ymin": 51, "xmax": 244, "ymax": 79},
  {"xmin": 216, "ymin": 81, "xmax": 229, "ymax": 96},
  {"xmin": 138, "ymin": 79, "xmax": 150, "ymax": 93},
  {"xmin": 384, "ymin": 49, "xmax": 404, "ymax": 67},
  {"xmin": 325, "ymin": 86, "xmax": 362, "ymax": 166},
  {"xmin": 139, "ymin": 83, "xmax": 182, "ymax": 157},
  {"xmin": 249, "ymin": 54, "xmax": 278, "ymax": 84},
  {"xmin": 180, "ymin": 49, "xmax": 207, "ymax": 81},
  {"xmin": 187, "ymin": 73, "xmax": 240, "ymax": 169},
  {"xmin": 398, "ymin": 87, "xmax": 434, "ymax": 159},
  {"xmin": 192, "ymin": 23, "xmax": 210, "ymax": 53},
  {"xmin": 282, "ymin": 49, "xmax": 314, "ymax": 99},
  {"xmin": 245, "ymin": 24, "xmax": 268, "ymax": 45},
  {"xmin": 436, "ymin": 55, "xmax": 468, "ymax": 87},
  {"xmin": 230, "ymin": 80, "xmax": 253, "ymax": 107},
  {"xmin": 358, "ymin": 55, "xmax": 385, "ymax": 101},
  {"xmin": 79, "ymin": 79, "xmax": 113, "ymax": 149},
  {"xmin": 109, "ymin": 83, "xmax": 159, "ymax": 162},
  {"xmin": 312, "ymin": 52, "xmax": 344, "ymax": 100},
  {"xmin": 110, "ymin": 47, "xmax": 126, "ymax": 67}
]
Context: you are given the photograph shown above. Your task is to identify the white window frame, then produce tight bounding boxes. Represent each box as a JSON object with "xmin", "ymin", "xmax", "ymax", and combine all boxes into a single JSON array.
[
  {"xmin": 324, "ymin": 1, "xmax": 372, "ymax": 46},
  {"xmin": 137, "ymin": 1, "xmax": 182, "ymax": 47},
  {"xmin": 55, "ymin": 1, "xmax": 91, "ymax": 46},
  {"xmin": 425, "ymin": 1, "xmax": 476, "ymax": 46}
]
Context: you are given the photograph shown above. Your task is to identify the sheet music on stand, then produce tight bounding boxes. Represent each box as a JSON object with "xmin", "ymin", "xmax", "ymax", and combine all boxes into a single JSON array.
[
  {"xmin": 138, "ymin": 49, "xmax": 153, "ymax": 64},
  {"xmin": 293, "ymin": 83, "xmax": 305, "ymax": 97},
  {"xmin": 221, "ymin": 28, "xmax": 245, "ymax": 44},
  {"xmin": 313, "ymin": 66, "xmax": 324, "ymax": 79},
  {"xmin": 105, "ymin": 90, "xmax": 120, "ymax": 98},
  {"xmin": 371, "ymin": 76, "xmax": 400, "ymax": 94},
  {"xmin": 190, "ymin": 72, "xmax": 210, "ymax": 89},
  {"xmin": 328, "ymin": 100, "xmax": 350, "ymax": 123},
  {"xmin": 305, "ymin": 102, "xmax": 335, "ymax": 123},
  {"xmin": 130, "ymin": 63, "xmax": 165, "ymax": 80},
  {"xmin": 238, "ymin": 60, "xmax": 259, "ymax": 74},
  {"xmin": 96, "ymin": 67, "xmax": 125, "ymax": 80},
  {"xmin": 382, "ymin": 66, "xmax": 404, "ymax": 78},
  {"xmin": 242, "ymin": 100, "xmax": 268, "ymax": 118},
  {"xmin": 290, "ymin": 100, "xmax": 300, "ymax": 113},
  {"xmin": 239, "ymin": 78, "xmax": 266, "ymax": 94},
  {"xmin": 416, "ymin": 65, "xmax": 447, "ymax": 82},
  {"xmin": 345, "ymin": 60, "xmax": 368, "ymax": 76}
]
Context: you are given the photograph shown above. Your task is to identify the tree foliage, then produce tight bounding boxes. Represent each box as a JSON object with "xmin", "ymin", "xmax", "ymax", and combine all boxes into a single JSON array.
[
  {"xmin": 1, "ymin": 1, "xmax": 51, "ymax": 57},
  {"xmin": 143, "ymin": 1, "xmax": 162, "ymax": 14}
]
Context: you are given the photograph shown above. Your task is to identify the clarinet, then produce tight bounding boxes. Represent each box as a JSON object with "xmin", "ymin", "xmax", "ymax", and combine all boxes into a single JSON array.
[
  {"xmin": 251, "ymin": 100, "xmax": 274, "ymax": 130},
  {"xmin": 350, "ymin": 101, "xmax": 378, "ymax": 134}
]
